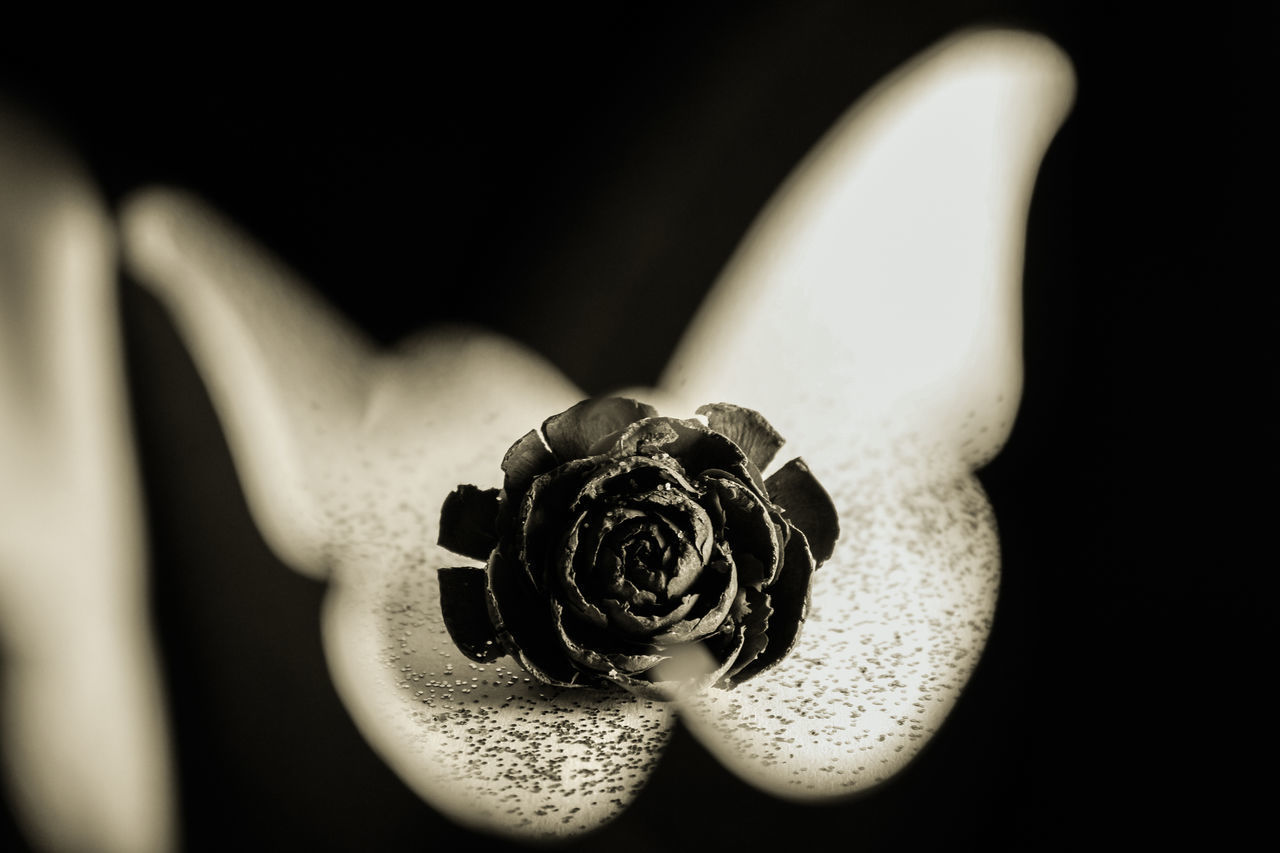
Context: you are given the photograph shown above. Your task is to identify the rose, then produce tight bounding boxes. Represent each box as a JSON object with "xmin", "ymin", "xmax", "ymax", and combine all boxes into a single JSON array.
[{"xmin": 437, "ymin": 397, "xmax": 838, "ymax": 699}]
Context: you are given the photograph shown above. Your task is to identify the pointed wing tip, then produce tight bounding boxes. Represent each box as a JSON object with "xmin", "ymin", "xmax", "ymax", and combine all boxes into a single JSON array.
[
  {"xmin": 118, "ymin": 186, "xmax": 201, "ymax": 291},
  {"xmin": 945, "ymin": 27, "xmax": 1077, "ymax": 112}
]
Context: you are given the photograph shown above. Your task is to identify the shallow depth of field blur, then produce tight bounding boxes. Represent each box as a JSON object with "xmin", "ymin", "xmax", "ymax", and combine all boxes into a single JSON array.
[{"xmin": 0, "ymin": 3, "xmax": 1254, "ymax": 851}]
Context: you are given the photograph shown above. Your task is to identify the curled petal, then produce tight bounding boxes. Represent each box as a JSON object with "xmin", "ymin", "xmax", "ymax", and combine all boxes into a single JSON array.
[
  {"xmin": 500, "ymin": 429, "xmax": 557, "ymax": 504},
  {"xmin": 701, "ymin": 474, "xmax": 780, "ymax": 587},
  {"xmin": 697, "ymin": 402, "xmax": 786, "ymax": 472},
  {"xmin": 557, "ymin": 512, "xmax": 610, "ymax": 627},
  {"xmin": 725, "ymin": 588, "xmax": 774, "ymax": 680},
  {"xmin": 602, "ymin": 593, "xmax": 700, "ymax": 636},
  {"xmin": 729, "ymin": 524, "xmax": 814, "ymax": 683},
  {"xmin": 550, "ymin": 599, "xmax": 667, "ymax": 676},
  {"xmin": 518, "ymin": 457, "xmax": 601, "ymax": 587},
  {"xmin": 572, "ymin": 454, "xmax": 700, "ymax": 509},
  {"xmin": 542, "ymin": 397, "xmax": 658, "ymax": 461},
  {"xmin": 765, "ymin": 457, "xmax": 840, "ymax": 565},
  {"xmin": 437, "ymin": 484, "xmax": 500, "ymax": 561},
  {"xmin": 661, "ymin": 517, "xmax": 712, "ymax": 600},
  {"xmin": 436, "ymin": 566, "xmax": 503, "ymax": 662},
  {"xmin": 620, "ymin": 491, "xmax": 715, "ymax": 585},
  {"xmin": 487, "ymin": 547, "xmax": 589, "ymax": 688},
  {"xmin": 611, "ymin": 417, "xmax": 767, "ymax": 495},
  {"xmin": 652, "ymin": 560, "xmax": 738, "ymax": 645}
]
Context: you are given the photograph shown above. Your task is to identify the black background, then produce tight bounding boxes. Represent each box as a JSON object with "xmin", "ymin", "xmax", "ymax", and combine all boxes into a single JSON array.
[{"xmin": 1, "ymin": 2, "xmax": 1265, "ymax": 850}]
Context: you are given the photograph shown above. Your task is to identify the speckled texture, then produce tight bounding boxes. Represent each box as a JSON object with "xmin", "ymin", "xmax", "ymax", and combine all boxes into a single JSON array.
[
  {"xmin": 127, "ymin": 190, "xmax": 686, "ymax": 839},
  {"xmin": 672, "ymin": 430, "xmax": 998, "ymax": 797},
  {"xmin": 121, "ymin": 27, "xmax": 1074, "ymax": 844},
  {"xmin": 126, "ymin": 188, "xmax": 1007, "ymax": 838},
  {"xmin": 312, "ymin": 337, "xmax": 677, "ymax": 838}
]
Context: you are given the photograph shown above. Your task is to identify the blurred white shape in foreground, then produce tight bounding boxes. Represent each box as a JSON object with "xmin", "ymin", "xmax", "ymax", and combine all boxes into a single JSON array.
[{"xmin": 0, "ymin": 104, "xmax": 174, "ymax": 852}]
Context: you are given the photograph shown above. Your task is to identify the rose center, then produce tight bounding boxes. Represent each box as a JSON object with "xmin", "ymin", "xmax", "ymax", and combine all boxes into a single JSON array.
[{"xmin": 618, "ymin": 525, "xmax": 673, "ymax": 595}]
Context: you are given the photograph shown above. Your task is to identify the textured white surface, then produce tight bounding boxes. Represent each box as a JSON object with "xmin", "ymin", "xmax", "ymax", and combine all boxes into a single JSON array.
[
  {"xmin": 664, "ymin": 28, "xmax": 1076, "ymax": 467},
  {"xmin": 124, "ymin": 194, "xmax": 677, "ymax": 838},
  {"xmin": 658, "ymin": 27, "xmax": 1074, "ymax": 796},
  {"xmin": 121, "ymin": 26, "xmax": 1073, "ymax": 842},
  {"xmin": 667, "ymin": 430, "xmax": 1000, "ymax": 797}
]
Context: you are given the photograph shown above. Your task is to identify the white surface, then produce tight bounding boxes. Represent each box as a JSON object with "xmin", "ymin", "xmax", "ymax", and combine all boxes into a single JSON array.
[
  {"xmin": 660, "ymin": 27, "xmax": 1074, "ymax": 797},
  {"xmin": 119, "ymin": 26, "xmax": 1074, "ymax": 840}
]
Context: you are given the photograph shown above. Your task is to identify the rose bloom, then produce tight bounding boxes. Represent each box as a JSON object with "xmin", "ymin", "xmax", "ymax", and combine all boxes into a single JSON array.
[{"xmin": 437, "ymin": 398, "xmax": 838, "ymax": 698}]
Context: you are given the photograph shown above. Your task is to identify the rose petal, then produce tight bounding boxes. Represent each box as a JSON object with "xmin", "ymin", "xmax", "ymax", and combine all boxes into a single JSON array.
[
  {"xmin": 542, "ymin": 397, "xmax": 658, "ymax": 461},
  {"xmin": 500, "ymin": 429, "xmax": 557, "ymax": 504},
  {"xmin": 437, "ymin": 566, "xmax": 504, "ymax": 662},
  {"xmin": 437, "ymin": 484, "xmax": 500, "ymax": 561},
  {"xmin": 701, "ymin": 474, "xmax": 781, "ymax": 587},
  {"xmin": 571, "ymin": 453, "xmax": 699, "ymax": 508},
  {"xmin": 611, "ymin": 417, "xmax": 767, "ymax": 495},
  {"xmin": 488, "ymin": 546, "xmax": 589, "ymax": 687},
  {"xmin": 725, "ymin": 588, "xmax": 774, "ymax": 680},
  {"xmin": 550, "ymin": 599, "xmax": 668, "ymax": 676},
  {"xmin": 728, "ymin": 524, "xmax": 815, "ymax": 683},
  {"xmin": 652, "ymin": 558, "xmax": 738, "ymax": 644},
  {"xmin": 602, "ymin": 593, "xmax": 700, "ymax": 636},
  {"xmin": 617, "ymin": 494, "xmax": 714, "ymax": 592},
  {"xmin": 556, "ymin": 512, "xmax": 611, "ymax": 627},
  {"xmin": 518, "ymin": 456, "xmax": 601, "ymax": 588},
  {"xmin": 764, "ymin": 457, "xmax": 840, "ymax": 565},
  {"xmin": 697, "ymin": 402, "xmax": 786, "ymax": 472}
]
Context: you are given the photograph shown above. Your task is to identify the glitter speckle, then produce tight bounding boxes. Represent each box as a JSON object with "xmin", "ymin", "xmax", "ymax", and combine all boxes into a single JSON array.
[{"xmin": 674, "ymin": 430, "xmax": 999, "ymax": 798}]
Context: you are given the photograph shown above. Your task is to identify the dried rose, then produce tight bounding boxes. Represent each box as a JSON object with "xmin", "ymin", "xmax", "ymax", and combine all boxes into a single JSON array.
[{"xmin": 436, "ymin": 397, "xmax": 838, "ymax": 700}]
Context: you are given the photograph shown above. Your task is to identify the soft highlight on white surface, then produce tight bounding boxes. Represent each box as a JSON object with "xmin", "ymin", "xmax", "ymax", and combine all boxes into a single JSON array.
[
  {"xmin": 658, "ymin": 27, "xmax": 1075, "ymax": 797},
  {"xmin": 118, "ymin": 26, "xmax": 1074, "ymax": 842},
  {"xmin": 0, "ymin": 107, "xmax": 174, "ymax": 853},
  {"xmin": 123, "ymin": 193, "xmax": 678, "ymax": 838},
  {"xmin": 665, "ymin": 28, "xmax": 1075, "ymax": 466}
]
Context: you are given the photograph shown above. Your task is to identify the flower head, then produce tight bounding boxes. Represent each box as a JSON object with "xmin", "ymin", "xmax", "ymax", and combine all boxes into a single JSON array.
[{"xmin": 437, "ymin": 398, "xmax": 839, "ymax": 699}]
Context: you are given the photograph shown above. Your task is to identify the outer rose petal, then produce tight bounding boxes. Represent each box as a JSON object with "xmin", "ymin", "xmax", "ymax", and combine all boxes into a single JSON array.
[
  {"xmin": 437, "ymin": 484, "xmax": 500, "ymax": 561},
  {"xmin": 697, "ymin": 402, "xmax": 786, "ymax": 472},
  {"xmin": 543, "ymin": 397, "xmax": 658, "ymax": 461},
  {"xmin": 500, "ymin": 429, "xmax": 557, "ymax": 503},
  {"xmin": 610, "ymin": 417, "xmax": 766, "ymax": 494},
  {"xmin": 122, "ymin": 189, "xmax": 676, "ymax": 840},
  {"xmin": 727, "ymin": 522, "xmax": 814, "ymax": 683},
  {"xmin": 436, "ymin": 566, "xmax": 503, "ymax": 662},
  {"xmin": 764, "ymin": 457, "xmax": 840, "ymax": 565},
  {"xmin": 701, "ymin": 473, "xmax": 781, "ymax": 587}
]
